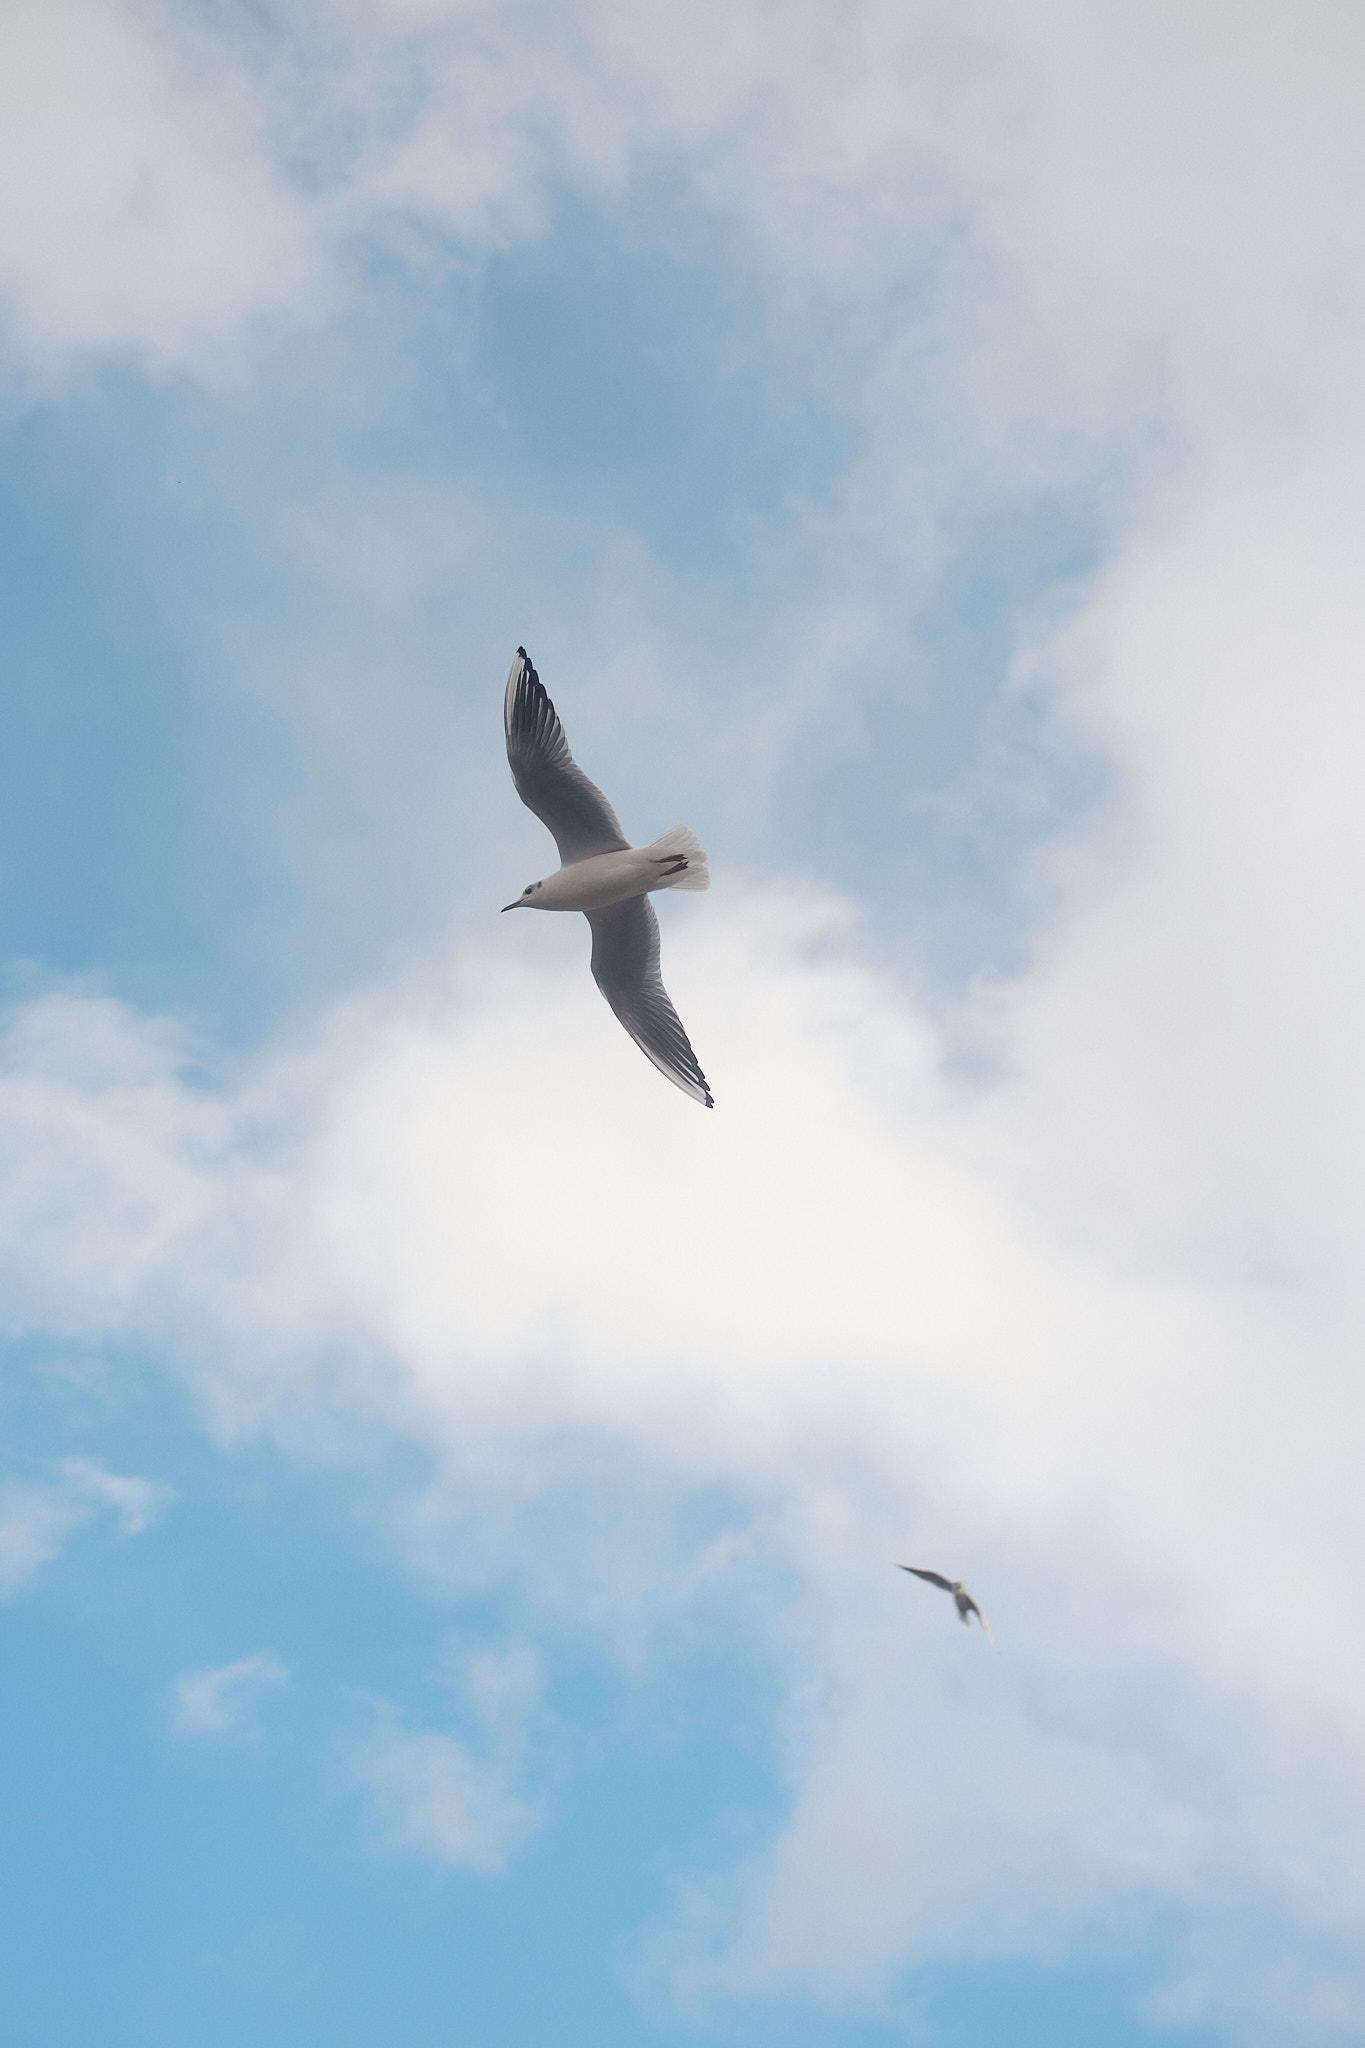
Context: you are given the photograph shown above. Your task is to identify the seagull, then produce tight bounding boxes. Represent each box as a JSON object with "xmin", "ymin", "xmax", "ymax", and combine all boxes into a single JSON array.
[
  {"xmin": 896, "ymin": 1566, "xmax": 995, "ymax": 1644},
  {"xmin": 502, "ymin": 647, "xmax": 713, "ymax": 1107}
]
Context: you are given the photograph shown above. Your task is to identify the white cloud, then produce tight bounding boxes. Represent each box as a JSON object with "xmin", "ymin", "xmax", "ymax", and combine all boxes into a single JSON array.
[
  {"xmin": 0, "ymin": 1480, "xmax": 88, "ymax": 1599},
  {"xmin": 0, "ymin": 1455, "xmax": 173, "ymax": 1598},
  {"xmin": 346, "ymin": 1717, "xmax": 539, "ymax": 1871},
  {"xmin": 3, "ymin": 1, "xmax": 1365, "ymax": 2040},
  {"xmin": 2, "ymin": 0, "xmax": 1360, "ymax": 467},
  {"xmin": 345, "ymin": 1641, "xmax": 544, "ymax": 1870},
  {"xmin": 0, "ymin": 0, "xmax": 321, "ymax": 376},
  {"xmin": 170, "ymin": 1650, "xmax": 292, "ymax": 1739},
  {"xmin": 0, "ymin": 766, "xmax": 1362, "ymax": 2032}
]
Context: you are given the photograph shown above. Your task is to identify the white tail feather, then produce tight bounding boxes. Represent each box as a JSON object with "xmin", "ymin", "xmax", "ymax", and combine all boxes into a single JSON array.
[{"xmin": 645, "ymin": 824, "xmax": 709, "ymax": 891}]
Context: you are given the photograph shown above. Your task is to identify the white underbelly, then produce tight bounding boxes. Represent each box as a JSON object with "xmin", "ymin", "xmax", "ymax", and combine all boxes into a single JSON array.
[{"xmin": 537, "ymin": 848, "xmax": 658, "ymax": 911}]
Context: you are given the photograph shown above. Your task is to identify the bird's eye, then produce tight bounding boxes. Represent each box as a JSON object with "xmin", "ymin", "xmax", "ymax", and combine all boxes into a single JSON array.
[{"xmin": 523, "ymin": 885, "xmax": 532, "ymax": 895}]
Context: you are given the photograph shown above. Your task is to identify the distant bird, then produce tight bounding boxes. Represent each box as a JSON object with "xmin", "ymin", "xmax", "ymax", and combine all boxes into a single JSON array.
[
  {"xmin": 896, "ymin": 1566, "xmax": 995, "ymax": 1644},
  {"xmin": 502, "ymin": 647, "xmax": 713, "ymax": 1106}
]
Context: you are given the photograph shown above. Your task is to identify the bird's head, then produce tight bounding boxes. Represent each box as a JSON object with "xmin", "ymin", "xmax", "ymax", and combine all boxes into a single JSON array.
[{"xmin": 501, "ymin": 881, "xmax": 543, "ymax": 912}]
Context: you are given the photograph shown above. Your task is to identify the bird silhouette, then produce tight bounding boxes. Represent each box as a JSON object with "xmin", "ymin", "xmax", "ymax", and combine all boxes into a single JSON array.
[{"xmin": 896, "ymin": 1565, "xmax": 995, "ymax": 1644}]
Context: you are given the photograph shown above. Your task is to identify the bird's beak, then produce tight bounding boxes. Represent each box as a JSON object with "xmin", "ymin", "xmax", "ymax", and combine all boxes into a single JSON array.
[{"xmin": 501, "ymin": 900, "xmax": 522, "ymax": 912}]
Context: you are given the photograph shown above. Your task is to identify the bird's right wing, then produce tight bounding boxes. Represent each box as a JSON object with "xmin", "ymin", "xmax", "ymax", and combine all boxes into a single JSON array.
[
  {"xmin": 505, "ymin": 648, "xmax": 630, "ymax": 866},
  {"xmin": 959, "ymin": 1593, "xmax": 996, "ymax": 1646},
  {"xmin": 897, "ymin": 1566, "xmax": 956, "ymax": 1592},
  {"xmin": 587, "ymin": 896, "xmax": 713, "ymax": 1107}
]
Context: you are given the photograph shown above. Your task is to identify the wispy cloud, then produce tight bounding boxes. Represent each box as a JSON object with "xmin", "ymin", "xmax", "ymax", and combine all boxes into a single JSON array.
[
  {"xmin": 56, "ymin": 1457, "xmax": 171, "ymax": 1534},
  {"xmin": 169, "ymin": 1652, "xmax": 292, "ymax": 1740},
  {"xmin": 0, "ymin": 1480, "xmax": 86, "ymax": 1599},
  {"xmin": 346, "ymin": 1717, "xmax": 540, "ymax": 1873},
  {"xmin": 345, "ymin": 1641, "xmax": 545, "ymax": 1872},
  {"xmin": 0, "ymin": 1456, "xmax": 173, "ymax": 1599}
]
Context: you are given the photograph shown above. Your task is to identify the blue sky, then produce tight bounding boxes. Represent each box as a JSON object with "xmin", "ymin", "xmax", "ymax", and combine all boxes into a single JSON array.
[{"xmin": 2, "ymin": 4, "xmax": 1364, "ymax": 2045}]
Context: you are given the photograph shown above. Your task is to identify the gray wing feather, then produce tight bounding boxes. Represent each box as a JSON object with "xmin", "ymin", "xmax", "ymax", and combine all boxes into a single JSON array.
[
  {"xmin": 587, "ymin": 896, "xmax": 713, "ymax": 1107},
  {"xmin": 897, "ymin": 1566, "xmax": 956, "ymax": 1592},
  {"xmin": 965, "ymin": 1598, "xmax": 995, "ymax": 1645},
  {"xmin": 505, "ymin": 648, "xmax": 629, "ymax": 866}
]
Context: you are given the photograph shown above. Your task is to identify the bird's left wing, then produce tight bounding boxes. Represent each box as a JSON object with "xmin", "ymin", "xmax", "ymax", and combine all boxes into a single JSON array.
[
  {"xmin": 505, "ymin": 648, "xmax": 630, "ymax": 866},
  {"xmin": 897, "ymin": 1566, "xmax": 955, "ymax": 1592},
  {"xmin": 587, "ymin": 896, "xmax": 713, "ymax": 1107}
]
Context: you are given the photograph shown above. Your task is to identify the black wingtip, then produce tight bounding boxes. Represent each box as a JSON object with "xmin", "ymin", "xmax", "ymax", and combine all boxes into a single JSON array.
[
  {"xmin": 687, "ymin": 1066, "xmax": 714, "ymax": 1108},
  {"xmin": 506, "ymin": 647, "xmax": 552, "ymax": 753}
]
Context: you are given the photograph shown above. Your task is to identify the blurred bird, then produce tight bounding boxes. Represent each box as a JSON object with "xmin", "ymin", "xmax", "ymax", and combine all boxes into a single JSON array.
[
  {"xmin": 896, "ymin": 1565, "xmax": 995, "ymax": 1644},
  {"xmin": 502, "ymin": 647, "xmax": 713, "ymax": 1106}
]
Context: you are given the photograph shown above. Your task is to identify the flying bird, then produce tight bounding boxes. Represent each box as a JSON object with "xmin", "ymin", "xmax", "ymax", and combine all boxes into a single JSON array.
[
  {"xmin": 896, "ymin": 1566, "xmax": 995, "ymax": 1644},
  {"xmin": 502, "ymin": 646, "xmax": 713, "ymax": 1106}
]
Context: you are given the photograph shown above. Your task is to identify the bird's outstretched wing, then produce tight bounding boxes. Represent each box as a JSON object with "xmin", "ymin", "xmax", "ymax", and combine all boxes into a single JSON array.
[
  {"xmin": 505, "ymin": 648, "xmax": 630, "ymax": 866},
  {"xmin": 897, "ymin": 1566, "xmax": 955, "ymax": 1592},
  {"xmin": 964, "ymin": 1598, "xmax": 996, "ymax": 1647},
  {"xmin": 587, "ymin": 896, "xmax": 713, "ymax": 1107}
]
